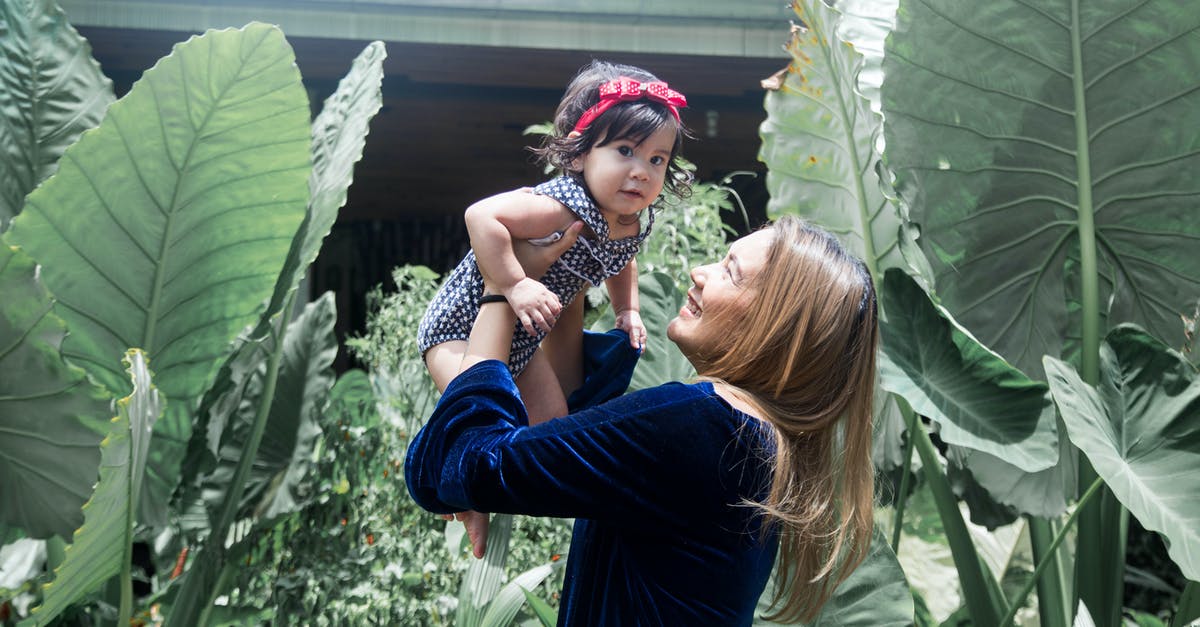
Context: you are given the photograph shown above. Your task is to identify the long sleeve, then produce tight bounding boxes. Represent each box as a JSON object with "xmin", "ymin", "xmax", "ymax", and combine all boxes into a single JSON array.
[
  {"xmin": 405, "ymin": 359, "xmax": 769, "ymax": 529},
  {"xmin": 404, "ymin": 352, "xmax": 780, "ymax": 626}
]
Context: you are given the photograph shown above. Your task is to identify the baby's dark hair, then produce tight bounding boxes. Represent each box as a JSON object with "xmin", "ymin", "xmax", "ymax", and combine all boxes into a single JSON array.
[{"xmin": 531, "ymin": 60, "xmax": 694, "ymax": 199}]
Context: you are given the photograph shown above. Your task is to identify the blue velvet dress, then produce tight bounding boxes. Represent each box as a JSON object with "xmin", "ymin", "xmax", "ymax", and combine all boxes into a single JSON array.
[{"xmin": 405, "ymin": 332, "xmax": 779, "ymax": 626}]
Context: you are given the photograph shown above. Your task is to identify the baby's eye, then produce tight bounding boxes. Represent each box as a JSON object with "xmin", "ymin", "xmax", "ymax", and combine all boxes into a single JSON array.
[
  {"xmin": 617, "ymin": 145, "xmax": 634, "ymax": 156},
  {"xmin": 649, "ymin": 156, "xmax": 665, "ymax": 166}
]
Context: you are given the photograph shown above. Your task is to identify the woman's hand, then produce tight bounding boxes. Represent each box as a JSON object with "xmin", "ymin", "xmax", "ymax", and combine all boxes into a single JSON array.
[{"xmin": 509, "ymin": 220, "xmax": 585, "ymax": 282}]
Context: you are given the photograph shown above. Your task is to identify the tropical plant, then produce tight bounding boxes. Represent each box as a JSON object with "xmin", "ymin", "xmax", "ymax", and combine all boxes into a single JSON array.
[
  {"xmin": 349, "ymin": 264, "xmax": 569, "ymax": 626},
  {"xmin": 758, "ymin": 0, "xmax": 1200, "ymax": 626},
  {"xmin": 0, "ymin": 3, "xmax": 390, "ymax": 622}
]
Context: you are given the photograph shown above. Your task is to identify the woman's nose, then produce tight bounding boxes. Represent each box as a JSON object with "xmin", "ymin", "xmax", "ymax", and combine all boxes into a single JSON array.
[{"xmin": 690, "ymin": 264, "xmax": 708, "ymax": 286}]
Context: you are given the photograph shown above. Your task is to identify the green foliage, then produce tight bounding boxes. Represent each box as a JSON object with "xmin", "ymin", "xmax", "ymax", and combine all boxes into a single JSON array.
[
  {"xmin": 212, "ymin": 369, "xmax": 462, "ymax": 625},
  {"xmin": 346, "ymin": 264, "xmax": 441, "ymax": 376},
  {"xmin": 883, "ymin": 0, "xmax": 1200, "ymax": 382},
  {"xmin": 1045, "ymin": 327, "xmax": 1200, "ymax": 581},
  {"xmin": 759, "ymin": 0, "xmax": 900, "ymax": 276},
  {"xmin": 348, "ymin": 264, "xmax": 571, "ymax": 625},
  {"xmin": 0, "ymin": 0, "xmax": 115, "ymax": 225},
  {"xmin": 759, "ymin": 0, "xmax": 1200, "ymax": 625},
  {"xmin": 26, "ymin": 350, "xmax": 162, "ymax": 627},
  {"xmin": 0, "ymin": 9, "xmax": 391, "ymax": 623},
  {"xmin": 640, "ymin": 167, "xmax": 744, "ymax": 283},
  {"xmin": 0, "ymin": 245, "xmax": 110, "ymax": 539},
  {"xmin": 754, "ymin": 527, "xmax": 914, "ymax": 626},
  {"xmin": 4, "ymin": 22, "xmax": 312, "ymax": 527},
  {"xmin": 877, "ymin": 269, "xmax": 1058, "ymax": 476}
]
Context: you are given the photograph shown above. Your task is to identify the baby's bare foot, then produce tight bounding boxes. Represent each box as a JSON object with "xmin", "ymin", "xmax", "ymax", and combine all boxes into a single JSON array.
[{"xmin": 458, "ymin": 510, "xmax": 490, "ymax": 558}]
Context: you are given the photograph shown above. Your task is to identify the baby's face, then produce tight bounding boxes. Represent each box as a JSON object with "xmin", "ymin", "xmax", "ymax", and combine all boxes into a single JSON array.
[{"xmin": 576, "ymin": 124, "xmax": 675, "ymax": 221}]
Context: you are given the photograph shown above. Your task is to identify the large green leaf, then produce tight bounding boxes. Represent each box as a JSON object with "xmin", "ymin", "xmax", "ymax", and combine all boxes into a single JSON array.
[
  {"xmin": 266, "ymin": 40, "xmax": 386, "ymax": 317},
  {"xmin": 479, "ymin": 564, "xmax": 554, "ymax": 627},
  {"xmin": 882, "ymin": 0, "xmax": 1200, "ymax": 378},
  {"xmin": 878, "ymin": 269, "xmax": 1058, "ymax": 473},
  {"xmin": 755, "ymin": 527, "xmax": 913, "ymax": 626},
  {"xmin": 759, "ymin": 0, "xmax": 902, "ymax": 277},
  {"xmin": 0, "ymin": 245, "xmax": 109, "ymax": 539},
  {"xmin": 25, "ymin": 350, "xmax": 162, "ymax": 626},
  {"xmin": 181, "ymin": 39, "xmax": 385, "ymax": 492},
  {"xmin": 591, "ymin": 271, "xmax": 695, "ymax": 391},
  {"xmin": 457, "ymin": 513, "xmax": 514, "ymax": 627},
  {"xmin": 0, "ymin": 0, "xmax": 114, "ymax": 225},
  {"xmin": 204, "ymin": 292, "xmax": 336, "ymax": 522},
  {"xmin": 948, "ymin": 442, "xmax": 1073, "ymax": 519},
  {"xmin": 831, "ymin": 0, "xmax": 898, "ymax": 111},
  {"xmin": 1044, "ymin": 325, "xmax": 1200, "ymax": 580},
  {"xmin": 4, "ymin": 23, "xmax": 312, "ymax": 525}
]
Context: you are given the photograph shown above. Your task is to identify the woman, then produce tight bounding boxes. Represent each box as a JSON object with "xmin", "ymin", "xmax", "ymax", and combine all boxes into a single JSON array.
[{"xmin": 405, "ymin": 215, "xmax": 879, "ymax": 624}]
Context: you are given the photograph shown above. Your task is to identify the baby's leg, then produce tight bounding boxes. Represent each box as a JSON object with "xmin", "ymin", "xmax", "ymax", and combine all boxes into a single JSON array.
[
  {"xmin": 423, "ymin": 340, "xmax": 468, "ymax": 393},
  {"xmin": 539, "ymin": 295, "xmax": 585, "ymax": 400},
  {"xmin": 423, "ymin": 340, "xmax": 490, "ymax": 558},
  {"xmin": 518, "ymin": 295, "xmax": 584, "ymax": 424},
  {"xmin": 517, "ymin": 349, "xmax": 568, "ymax": 425}
]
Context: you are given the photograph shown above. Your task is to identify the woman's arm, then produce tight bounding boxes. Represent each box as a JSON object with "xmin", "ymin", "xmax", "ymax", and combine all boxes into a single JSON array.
[{"xmin": 405, "ymin": 362, "xmax": 761, "ymax": 526}]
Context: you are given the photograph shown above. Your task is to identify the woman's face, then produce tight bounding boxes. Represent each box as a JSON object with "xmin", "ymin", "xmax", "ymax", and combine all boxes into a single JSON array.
[{"xmin": 667, "ymin": 229, "xmax": 774, "ymax": 361}]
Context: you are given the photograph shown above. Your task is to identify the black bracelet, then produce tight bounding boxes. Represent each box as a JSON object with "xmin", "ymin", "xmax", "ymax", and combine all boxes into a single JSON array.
[{"xmin": 478, "ymin": 293, "xmax": 507, "ymax": 306}]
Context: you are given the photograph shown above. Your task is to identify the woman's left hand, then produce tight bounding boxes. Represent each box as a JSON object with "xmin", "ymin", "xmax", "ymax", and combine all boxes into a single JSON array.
[{"xmin": 505, "ymin": 220, "xmax": 584, "ymax": 284}]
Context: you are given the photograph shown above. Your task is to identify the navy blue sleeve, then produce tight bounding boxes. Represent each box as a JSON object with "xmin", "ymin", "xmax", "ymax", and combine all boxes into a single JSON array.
[{"xmin": 405, "ymin": 359, "xmax": 756, "ymax": 525}]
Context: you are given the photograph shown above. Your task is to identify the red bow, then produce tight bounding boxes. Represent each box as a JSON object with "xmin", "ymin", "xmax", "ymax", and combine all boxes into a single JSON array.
[{"xmin": 572, "ymin": 77, "xmax": 687, "ymax": 133}]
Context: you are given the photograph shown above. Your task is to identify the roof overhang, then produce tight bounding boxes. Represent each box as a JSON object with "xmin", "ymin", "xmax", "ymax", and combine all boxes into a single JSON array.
[{"xmin": 58, "ymin": 0, "xmax": 791, "ymax": 59}]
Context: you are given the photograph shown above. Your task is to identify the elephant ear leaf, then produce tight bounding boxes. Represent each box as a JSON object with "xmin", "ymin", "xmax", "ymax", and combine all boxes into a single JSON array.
[
  {"xmin": 1045, "ymin": 325, "xmax": 1200, "ymax": 581},
  {"xmin": 266, "ymin": 39, "xmax": 387, "ymax": 319},
  {"xmin": 0, "ymin": 0, "xmax": 115, "ymax": 225},
  {"xmin": 878, "ymin": 269, "xmax": 1058, "ymax": 473},
  {"xmin": 754, "ymin": 527, "xmax": 913, "ymax": 626},
  {"xmin": 182, "ymin": 39, "xmax": 387, "ymax": 490},
  {"xmin": 0, "ymin": 244, "xmax": 109, "ymax": 539},
  {"xmin": 4, "ymin": 22, "xmax": 312, "ymax": 525},
  {"xmin": 26, "ymin": 349, "xmax": 162, "ymax": 627},
  {"xmin": 882, "ymin": 0, "xmax": 1200, "ymax": 377},
  {"xmin": 203, "ymin": 293, "xmax": 337, "ymax": 523},
  {"xmin": 759, "ymin": 0, "xmax": 902, "ymax": 276}
]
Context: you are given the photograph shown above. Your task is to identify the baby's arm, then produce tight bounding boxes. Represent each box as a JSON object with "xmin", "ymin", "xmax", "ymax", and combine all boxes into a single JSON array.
[
  {"xmin": 606, "ymin": 260, "xmax": 646, "ymax": 350},
  {"xmin": 465, "ymin": 190, "xmax": 575, "ymax": 336}
]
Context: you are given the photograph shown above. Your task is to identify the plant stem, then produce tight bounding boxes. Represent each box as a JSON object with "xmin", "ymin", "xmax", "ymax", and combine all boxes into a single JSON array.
[
  {"xmin": 1026, "ymin": 515, "xmax": 1071, "ymax": 627},
  {"xmin": 1067, "ymin": 0, "xmax": 1123, "ymax": 621},
  {"xmin": 1175, "ymin": 580, "xmax": 1200, "ymax": 627},
  {"xmin": 1000, "ymin": 477, "xmax": 1104, "ymax": 627},
  {"xmin": 168, "ymin": 292, "xmax": 296, "ymax": 625},
  {"xmin": 891, "ymin": 400, "xmax": 919, "ymax": 551},
  {"xmin": 213, "ymin": 290, "xmax": 295, "ymax": 537},
  {"xmin": 910, "ymin": 408, "xmax": 1002, "ymax": 627}
]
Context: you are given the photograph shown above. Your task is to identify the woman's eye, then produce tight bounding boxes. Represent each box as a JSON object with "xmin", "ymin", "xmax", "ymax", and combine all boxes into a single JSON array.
[{"xmin": 617, "ymin": 145, "xmax": 634, "ymax": 156}]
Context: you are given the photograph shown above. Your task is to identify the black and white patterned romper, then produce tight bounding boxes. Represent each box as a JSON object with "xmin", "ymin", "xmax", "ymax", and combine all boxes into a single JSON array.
[{"xmin": 417, "ymin": 175, "xmax": 655, "ymax": 375}]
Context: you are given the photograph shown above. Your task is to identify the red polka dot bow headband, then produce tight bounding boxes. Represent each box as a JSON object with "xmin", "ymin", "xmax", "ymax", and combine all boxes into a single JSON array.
[{"xmin": 572, "ymin": 77, "xmax": 688, "ymax": 133}]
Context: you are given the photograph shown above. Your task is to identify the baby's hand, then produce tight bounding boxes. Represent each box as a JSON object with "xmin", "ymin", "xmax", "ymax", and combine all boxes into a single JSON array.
[
  {"xmin": 615, "ymin": 309, "xmax": 646, "ymax": 351},
  {"xmin": 505, "ymin": 277, "xmax": 562, "ymax": 336}
]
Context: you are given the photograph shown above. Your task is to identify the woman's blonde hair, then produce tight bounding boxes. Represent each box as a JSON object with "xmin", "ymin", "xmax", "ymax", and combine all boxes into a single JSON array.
[{"xmin": 700, "ymin": 215, "xmax": 878, "ymax": 623}]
